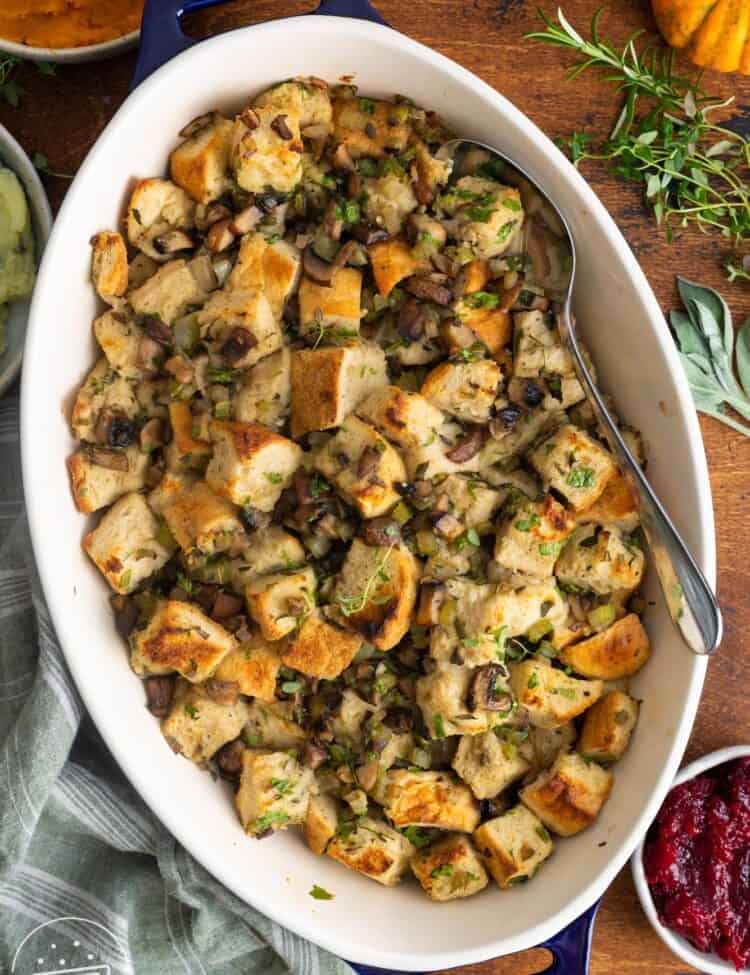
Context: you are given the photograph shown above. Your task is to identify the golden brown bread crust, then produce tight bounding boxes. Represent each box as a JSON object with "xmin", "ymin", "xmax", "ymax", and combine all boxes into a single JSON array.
[
  {"xmin": 281, "ymin": 613, "xmax": 362, "ymax": 679},
  {"xmin": 290, "ymin": 347, "xmax": 345, "ymax": 436},
  {"xmin": 559, "ymin": 613, "xmax": 650, "ymax": 679},
  {"xmin": 368, "ymin": 236, "xmax": 420, "ymax": 297}
]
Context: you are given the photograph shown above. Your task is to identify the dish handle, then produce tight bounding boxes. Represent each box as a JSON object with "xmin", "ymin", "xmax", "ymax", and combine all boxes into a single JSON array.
[
  {"xmin": 133, "ymin": 0, "xmax": 388, "ymax": 87},
  {"xmin": 346, "ymin": 901, "xmax": 601, "ymax": 975}
]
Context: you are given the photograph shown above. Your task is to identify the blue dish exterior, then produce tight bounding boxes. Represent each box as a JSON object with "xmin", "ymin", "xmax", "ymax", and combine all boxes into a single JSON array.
[{"xmin": 131, "ymin": 2, "xmax": 602, "ymax": 970}]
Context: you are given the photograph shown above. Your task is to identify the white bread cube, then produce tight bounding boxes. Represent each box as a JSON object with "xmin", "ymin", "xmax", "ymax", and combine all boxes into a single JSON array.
[
  {"xmin": 330, "ymin": 689, "xmax": 372, "ymax": 742},
  {"xmin": 198, "ymin": 289, "xmax": 281, "ymax": 369},
  {"xmin": 356, "ymin": 385, "xmax": 444, "ymax": 450},
  {"xmin": 479, "ymin": 405, "xmax": 563, "ymax": 469},
  {"xmin": 411, "ymin": 833, "xmax": 488, "ymax": 901},
  {"xmin": 332, "ymin": 539, "xmax": 419, "ymax": 651},
  {"xmin": 331, "ymin": 95, "xmax": 410, "ymax": 159},
  {"xmin": 577, "ymin": 691, "xmax": 639, "ymax": 764},
  {"xmin": 90, "ymin": 231, "xmax": 128, "ymax": 301},
  {"xmin": 528, "ymin": 424, "xmax": 616, "ymax": 511},
  {"xmin": 559, "ymin": 613, "xmax": 650, "ymax": 679},
  {"xmin": 235, "ymin": 348, "xmax": 292, "ymax": 430},
  {"xmin": 513, "ymin": 309, "xmax": 574, "ymax": 378},
  {"xmin": 383, "ymin": 769, "xmax": 480, "ymax": 833},
  {"xmin": 213, "ymin": 637, "xmax": 282, "ymax": 701},
  {"xmin": 129, "ymin": 259, "xmax": 207, "ymax": 325},
  {"xmin": 230, "ymin": 107, "xmax": 304, "ymax": 194},
  {"xmin": 290, "ymin": 342, "xmax": 387, "ymax": 438},
  {"xmin": 362, "ymin": 171, "xmax": 418, "ymax": 236},
  {"xmin": 71, "ymin": 357, "xmax": 139, "ymax": 442},
  {"xmin": 451, "ymin": 177, "xmax": 523, "ymax": 260},
  {"xmin": 314, "ymin": 415, "xmax": 406, "ymax": 519},
  {"xmin": 452, "ymin": 731, "xmax": 532, "ymax": 800},
  {"xmin": 577, "ymin": 472, "xmax": 639, "ymax": 533},
  {"xmin": 416, "ymin": 664, "xmax": 502, "ymax": 738},
  {"xmin": 298, "ymin": 267, "xmax": 362, "ymax": 342},
  {"xmin": 126, "ymin": 178, "xmax": 195, "ymax": 261},
  {"xmin": 493, "ymin": 493, "xmax": 575, "ymax": 579},
  {"xmin": 520, "ymin": 751, "xmax": 613, "ymax": 836},
  {"xmin": 368, "ymin": 236, "xmax": 421, "ymax": 297},
  {"xmin": 83, "ymin": 492, "xmax": 172, "ymax": 593},
  {"xmin": 156, "ymin": 478, "xmax": 243, "ymax": 555},
  {"xmin": 282, "ymin": 612, "xmax": 363, "ymax": 679},
  {"xmin": 473, "ymin": 805, "xmax": 553, "ymax": 888},
  {"xmin": 509, "ymin": 658, "xmax": 603, "ymax": 730},
  {"xmin": 421, "ymin": 360, "xmax": 501, "ymax": 424},
  {"xmin": 169, "ymin": 112, "xmax": 233, "ymax": 204},
  {"xmin": 227, "ymin": 233, "xmax": 301, "ymax": 320},
  {"xmin": 93, "ymin": 309, "xmax": 144, "ymax": 380},
  {"xmin": 453, "ymin": 297, "xmax": 512, "ymax": 360},
  {"xmin": 254, "ymin": 79, "xmax": 332, "ymax": 131},
  {"xmin": 206, "ymin": 419, "xmax": 302, "ymax": 510},
  {"xmin": 165, "ymin": 401, "xmax": 212, "ymax": 471},
  {"xmin": 68, "ymin": 445, "xmax": 150, "ymax": 515},
  {"xmin": 304, "ymin": 794, "xmax": 339, "ymax": 856},
  {"xmin": 130, "ymin": 599, "xmax": 237, "ymax": 681},
  {"xmin": 161, "ymin": 678, "xmax": 249, "ymax": 764},
  {"xmin": 230, "ymin": 526, "xmax": 305, "ymax": 586},
  {"xmin": 327, "ymin": 816, "xmax": 413, "ymax": 886},
  {"xmin": 440, "ymin": 474, "xmax": 504, "ymax": 531},
  {"xmin": 236, "ymin": 749, "xmax": 314, "ymax": 836},
  {"xmin": 245, "ymin": 567, "xmax": 316, "ymax": 640},
  {"xmin": 529, "ymin": 723, "xmax": 578, "ymax": 772},
  {"xmin": 244, "ymin": 700, "xmax": 306, "ymax": 750},
  {"xmin": 555, "ymin": 525, "xmax": 645, "ymax": 596}
]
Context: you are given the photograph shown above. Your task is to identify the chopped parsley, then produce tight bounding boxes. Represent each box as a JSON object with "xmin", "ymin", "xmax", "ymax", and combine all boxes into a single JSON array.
[
  {"xmin": 254, "ymin": 811, "xmax": 290, "ymax": 832},
  {"xmin": 539, "ymin": 540, "xmax": 565, "ymax": 557},
  {"xmin": 119, "ymin": 569, "xmax": 132, "ymax": 589},
  {"xmin": 430, "ymin": 864, "xmax": 454, "ymax": 878},
  {"xmin": 515, "ymin": 513, "xmax": 540, "ymax": 533},
  {"xmin": 536, "ymin": 825, "xmax": 551, "ymax": 843},
  {"xmin": 527, "ymin": 673, "xmax": 540, "ymax": 690},
  {"xmin": 184, "ymin": 703, "xmax": 200, "ymax": 719},
  {"xmin": 503, "ymin": 196, "xmax": 522, "ymax": 211},
  {"xmin": 464, "ymin": 205, "xmax": 495, "ymax": 223},
  {"xmin": 264, "ymin": 471, "xmax": 284, "ymax": 484},
  {"xmin": 335, "ymin": 199, "xmax": 361, "ymax": 224},
  {"xmin": 567, "ymin": 467, "xmax": 597, "ymax": 489},
  {"xmin": 496, "ymin": 221, "xmax": 515, "ymax": 242},
  {"xmin": 309, "ymin": 884, "xmax": 334, "ymax": 900},
  {"xmin": 359, "ymin": 97, "xmax": 376, "ymax": 114},
  {"xmin": 465, "ymin": 291, "xmax": 499, "ymax": 309},
  {"xmin": 402, "ymin": 826, "xmax": 431, "ymax": 848},
  {"xmin": 433, "ymin": 713, "xmax": 447, "ymax": 738},
  {"xmin": 271, "ymin": 777, "xmax": 294, "ymax": 795}
]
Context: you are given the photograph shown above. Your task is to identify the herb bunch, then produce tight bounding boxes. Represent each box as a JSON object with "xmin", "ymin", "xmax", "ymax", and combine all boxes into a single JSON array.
[
  {"xmin": 0, "ymin": 55, "xmax": 56, "ymax": 107},
  {"xmin": 526, "ymin": 8, "xmax": 750, "ymax": 277}
]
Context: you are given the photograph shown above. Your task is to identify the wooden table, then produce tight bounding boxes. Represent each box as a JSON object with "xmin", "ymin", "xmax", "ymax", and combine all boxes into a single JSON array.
[{"xmin": 2, "ymin": 1, "xmax": 748, "ymax": 971}]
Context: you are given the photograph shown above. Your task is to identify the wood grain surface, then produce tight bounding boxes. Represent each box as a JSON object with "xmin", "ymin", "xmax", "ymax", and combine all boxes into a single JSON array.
[{"xmin": 1, "ymin": 1, "xmax": 748, "ymax": 971}]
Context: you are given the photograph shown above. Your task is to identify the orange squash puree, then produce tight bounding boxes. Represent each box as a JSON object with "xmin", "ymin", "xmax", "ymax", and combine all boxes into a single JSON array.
[{"xmin": 0, "ymin": 0, "xmax": 144, "ymax": 49}]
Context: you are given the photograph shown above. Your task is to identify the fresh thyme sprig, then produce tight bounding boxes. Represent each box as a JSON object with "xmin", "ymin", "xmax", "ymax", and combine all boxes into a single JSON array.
[
  {"xmin": 336, "ymin": 545, "xmax": 394, "ymax": 617},
  {"xmin": 526, "ymin": 8, "xmax": 750, "ymax": 274}
]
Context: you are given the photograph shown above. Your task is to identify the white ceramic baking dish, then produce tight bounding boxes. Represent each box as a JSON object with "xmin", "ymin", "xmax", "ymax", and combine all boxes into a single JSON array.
[{"xmin": 20, "ymin": 0, "xmax": 716, "ymax": 971}]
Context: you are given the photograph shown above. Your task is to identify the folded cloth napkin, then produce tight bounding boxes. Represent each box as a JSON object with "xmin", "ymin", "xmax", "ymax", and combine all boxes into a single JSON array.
[{"xmin": 0, "ymin": 392, "xmax": 352, "ymax": 975}]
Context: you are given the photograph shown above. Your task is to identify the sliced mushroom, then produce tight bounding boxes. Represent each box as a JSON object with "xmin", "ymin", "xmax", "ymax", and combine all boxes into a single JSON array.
[
  {"xmin": 271, "ymin": 114, "xmax": 294, "ymax": 140},
  {"xmin": 489, "ymin": 404, "xmax": 524, "ymax": 439},
  {"xmin": 416, "ymin": 582, "xmax": 445, "ymax": 625},
  {"xmin": 87, "ymin": 446, "xmax": 130, "ymax": 472},
  {"xmin": 143, "ymin": 675, "xmax": 175, "ymax": 717},
  {"xmin": 404, "ymin": 275, "xmax": 453, "ymax": 306},
  {"xmin": 143, "ymin": 314, "xmax": 173, "ymax": 348},
  {"xmin": 384, "ymin": 707, "xmax": 415, "ymax": 733},
  {"xmin": 211, "ymin": 591, "xmax": 245, "ymax": 619},
  {"xmin": 303, "ymin": 740, "xmax": 329, "ymax": 770},
  {"xmin": 230, "ymin": 203, "xmax": 263, "ymax": 236},
  {"xmin": 111, "ymin": 594, "xmax": 139, "ymax": 640},
  {"xmin": 179, "ymin": 111, "xmax": 217, "ymax": 139},
  {"xmin": 222, "ymin": 326, "xmax": 258, "ymax": 364},
  {"xmin": 361, "ymin": 517, "xmax": 401, "ymax": 547},
  {"xmin": 468, "ymin": 664, "xmax": 512, "ymax": 712},
  {"xmin": 302, "ymin": 243, "xmax": 336, "ymax": 285},
  {"xmin": 239, "ymin": 106, "xmax": 260, "ymax": 130},
  {"xmin": 216, "ymin": 738, "xmax": 246, "ymax": 776},
  {"xmin": 206, "ymin": 218, "xmax": 235, "ymax": 253},
  {"xmin": 445, "ymin": 426, "xmax": 486, "ymax": 463},
  {"xmin": 355, "ymin": 757, "xmax": 379, "ymax": 792},
  {"xmin": 357, "ymin": 446, "xmax": 382, "ymax": 480},
  {"xmin": 507, "ymin": 376, "xmax": 545, "ymax": 408},
  {"xmin": 396, "ymin": 298, "xmax": 425, "ymax": 341},
  {"xmin": 195, "ymin": 201, "xmax": 232, "ymax": 232},
  {"xmin": 152, "ymin": 229, "xmax": 194, "ymax": 255},
  {"xmin": 350, "ymin": 223, "xmax": 390, "ymax": 246},
  {"xmin": 97, "ymin": 412, "xmax": 136, "ymax": 449},
  {"xmin": 332, "ymin": 143, "xmax": 355, "ymax": 172}
]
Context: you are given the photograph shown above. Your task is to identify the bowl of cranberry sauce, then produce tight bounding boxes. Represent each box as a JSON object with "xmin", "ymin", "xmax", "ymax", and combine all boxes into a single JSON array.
[{"xmin": 632, "ymin": 745, "xmax": 750, "ymax": 974}]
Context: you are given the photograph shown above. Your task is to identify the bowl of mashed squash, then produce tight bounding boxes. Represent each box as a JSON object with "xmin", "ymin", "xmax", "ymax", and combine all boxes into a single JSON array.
[{"xmin": 0, "ymin": 0, "xmax": 143, "ymax": 63}]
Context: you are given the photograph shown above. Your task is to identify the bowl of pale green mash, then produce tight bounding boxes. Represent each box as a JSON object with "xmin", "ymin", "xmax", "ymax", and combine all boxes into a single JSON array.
[{"xmin": 0, "ymin": 124, "xmax": 52, "ymax": 396}]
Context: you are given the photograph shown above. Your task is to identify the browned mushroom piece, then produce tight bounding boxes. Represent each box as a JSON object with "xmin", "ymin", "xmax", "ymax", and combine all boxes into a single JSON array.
[
  {"xmin": 384, "ymin": 706, "xmax": 415, "ymax": 733},
  {"xmin": 211, "ymin": 591, "xmax": 245, "ymax": 620},
  {"xmin": 144, "ymin": 675, "xmax": 176, "ymax": 717},
  {"xmin": 361, "ymin": 517, "xmax": 401, "ymax": 547},
  {"xmin": 323, "ymin": 201, "xmax": 344, "ymax": 241},
  {"xmin": 203, "ymin": 678, "xmax": 240, "ymax": 706},
  {"xmin": 206, "ymin": 218, "xmax": 235, "ymax": 253},
  {"xmin": 196, "ymin": 201, "xmax": 232, "ymax": 231},
  {"xmin": 143, "ymin": 315, "xmax": 173, "ymax": 348},
  {"xmin": 468, "ymin": 664, "xmax": 512, "ymax": 712},
  {"xmin": 350, "ymin": 224, "xmax": 390, "ymax": 246},
  {"xmin": 396, "ymin": 298, "xmax": 425, "ymax": 341},
  {"xmin": 507, "ymin": 376, "xmax": 546, "ymax": 409},
  {"xmin": 404, "ymin": 275, "xmax": 453, "ymax": 306},
  {"xmin": 445, "ymin": 426, "xmax": 486, "ymax": 463},
  {"xmin": 488, "ymin": 404, "xmax": 524, "ymax": 439},
  {"xmin": 153, "ymin": 229, "xmax": 194, "ymax": 255},
  {"xmin": 229, "ymin": 203, "xmax": 263, "ymax": 236},
  {"xmin": 164, "ymin": 355, "xmax": 195, "ymax": 385},
  {"xmin": 111, "ymin": 594, "xmax": 139, "ymax": 640},
  {"xmin": 302, "ymin": 243, "xmax": 336, "ymax": 286},
  {"xmin": 315, "ymin": 512, "xmax": 340, "ymax": 539},
  {"xmin": 239, "ymin": 106, "xmax": 260, "ymax": 130},
  {"xmin": 216, "ymin": 738, "xmax": 247, "ymax": 776},
  {"xmin": 526, "ymin": 219, "xmax": 553, "ymax": 280},
  {"xmin": 179, "ymin": 111, "xmax": 217, "ymax": 139},
  {"xmin": 355, "ymin": 757, "xmax": 379, "ymax": 791},
  {"xmin": 271, "ymin": 114, "xmax": 294, "ymax": 140},
  {"xmin": 303, "ymin": 740, "xmax": 329, "ymax": 770},
  {"xmin": 357, "ymin": 445, "xmax": 382, "ymax": 480},
  {"xmin": 332, "ymin": 143, "xmax": 355, "ymax": 172},
  {"xmin": 222, "ymin": 326, "xmax": 258, "ymax": 364},
  {"xmin": 87, "ymin": 446, "xmax": 130, "ymax": 472}
]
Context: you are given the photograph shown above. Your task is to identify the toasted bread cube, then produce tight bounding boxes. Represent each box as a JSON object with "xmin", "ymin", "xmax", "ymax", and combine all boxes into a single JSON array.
[
  {"xmin": 555, "ymin": 526, "xmax": 645, "ymax": 596},
  {"xmin": 529, "ymin": 723, "xmax": 577, "ymax": 772},
  {"xmin": 578, "ymin": 691, "xmax": 639, "ymax": 764},
  {"xmin": 90, "ymin": 231, "xmax": 128, "ymax": 301},
  {"xmin": 411, "ymin": 833, "xmax": 488, "ymax": 901},
  {"xmin": 440, "ymin": 474, "xmax": 504, "ymax": 531},
  {"xmin": 157, "ymin": 479, "xmax": 243, "ymax": 555},
  {"xmin": 282, "ymin": 612, "xmax": 363, "ymax": 679},
  {"xmin": 244, "ymin": 700, "xmax": 306, "ymax": 749},
  {"xmin": 236, "ymin": 749, "xmax": 314, "ymax": 836},
  {"xmin": 213, "ymin": 637, "xmax": 282, "ymax": 701},
  {"xmin": 304, "ymin": 794, "xmax": 339, "ymax": 855},
  {"xmin": 422, "ymin": 359, "xmax": 501, "ymax": 425},
  {"xmin": 479, "ymin": 405, "xmax": 563, "ymax": 470},
  {"xmin": 369, "ymin": 236, "xmax": 421, "ymax": 297},
  {"xmin": 226, "ymin": 233, "xmax": 301, "ymax": 320},
  {"xmin": 451, "ymin": 177, "xmax": 523, "ymax": 261},
  {"xmin": 577, "ymin": 473, "xmax": 639, "ymax": 532},
  {"xmin": 246, "ymin": 567, "xmax": 316, "ymax": 641},
  {"xmin": 332, "ymin": 539, "xmax": 419, "ymax": 651},
  {"xmin": 206, "ymin": 420, "xmax": 302, "ymax": 510},
  {"xmin": 513, "ymin": 310, "xmax": 574, "ymax": 378},
  {"xmin": 290, "ymin": 342, "xmax": 387, "ymax": 438},
  {"xmin": 431, "ymin": 579, "xmax": 567, "ymax": 667},
  {"xmin": 93, "ymin": 309, "xmax": 145, "ymax": 381},
  {"xmin": 452, "ymin": 731, "xmax": 532, "ymax": 800},
  {"xmin": 230, "ymin": 107, "xmax": 303, "ymax": 194},
  {"xmin": 473, "ymin": 805, "xmax": 553, "ymax": 888},
  {"xmin": 161, "ymin": 678, "xmax": 249, "ymax": 764},
  {"xmin": 403, "ymin": 419, "xmax": 484, "ymax": 481},
  {"xmin": 416, "ymin": 664, "xmax": 502, "ymax": 738},
  {"xmin": 129, "ymin": 259, "xmax": 207, "ymax": 325},
  {"xmin": 126, "ymin": 178, "xmax": 195, "ymax": 261},
  {"xmin": 559, "ymin": 614, "xmax": 650, "ymax": 679},
  {"xmin": 462, "ymin": 259, "xmax": 490, "ymax": 295},
  {"xmin": 363, "ymin": 172, "xmax": 418, "ymax": 236},
  {"xmin": 520, "ymin": 751, "xmax": 613, "ymax": 836},
  {"xmin": 355, "ymin": 384, "xmax": 444, "ymax": 450},
  {"xmin": 327, "ymin": 816, "xmax": 413, "ymax": 886},
  {"xmin": 71, "ymin": 357, "xmax": 140, "ymax": 442},
  {"xmin": 230, "ymin": 526, "xmax": 305, "ymax": 584},
  {"xmin": 528, "ymin": 424, "xmax": 615, "ymax": 511},
  {"xmin": 255, "ymin": 78, "xmax": 332, "ymax": 131},
  {"xmin": 130, "ymin": 599, "xmax": 237, "ymax": 681},
  {"xmin": 453, "ymin": 297, "xmax": 512, "ymax": 359},
  {"xmin": 298, "ymin": 267, "xmax": 362, "ymax": 341},
  {"xmin": 329, "ymin": 689, "xmax": 371, "ymax": 743},
  {"xmin": 494, "ymin": 493, "xmax": 575, "ymax": 579},
  {"xmin": 331, "ymin": 95, "xmax": 410, "ymax": 159},
  {"xmin": 169, "ymin": 112, "xmax": 233, "ymax": 204},
  {"xmin": 509, "ymin": 659, "xmax": 603, "ymax": 731},
  {"xmin": 68, "ymin": 445, "xmax": 149, "ymax": 515},
  {"xmin": 314, "ymin": 415, "xmax": 406, "ymax": 518},
  {"xmin": 412, "ymin": 139, "xmax": 452, "ymax": 201},
  {"xmin": 83, "ymin": 492, "xmax": 172, "ymax": 593},
  {"xmin": 165, "ymin": 401, "xmax": 212, "ymax": 471},
  {"xmin": 235, "ymin": 348, "xmax": 292, "ymax": 430},
  {"xmin": 384, "ymin": 769, "xmax": 480, "ymax": 832},
  {"xmin": 198, "ymin": 288, "xmax": 281, "ymax": 368}
]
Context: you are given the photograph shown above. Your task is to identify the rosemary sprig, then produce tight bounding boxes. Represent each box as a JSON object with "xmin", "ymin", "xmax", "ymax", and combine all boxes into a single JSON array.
[{"xmin": 526, "ymin": 8, "xmax": 750, "ymax": 274}]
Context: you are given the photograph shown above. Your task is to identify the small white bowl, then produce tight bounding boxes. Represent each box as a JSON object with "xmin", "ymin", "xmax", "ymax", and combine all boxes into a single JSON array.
[
  {"xmin": 0, "ymin": 124, "xmax": 52, "ymax": 396},
  {"xmin": 632, "ymin": 744, "xmax": 750, "ymax": 975},
  {"xmin": 0, "ymin": 30, "xmax": 138, "ymax": 65}
]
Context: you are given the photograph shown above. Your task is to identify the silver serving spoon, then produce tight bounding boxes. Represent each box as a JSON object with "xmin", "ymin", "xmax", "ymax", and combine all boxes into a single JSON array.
[{"xmin": 440, "ymin": 139, "xmax": 722, "ymax": 656}]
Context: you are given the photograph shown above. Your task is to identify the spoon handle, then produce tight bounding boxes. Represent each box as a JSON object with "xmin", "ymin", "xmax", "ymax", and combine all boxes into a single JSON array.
[{"xmin": 557, "ymin": 306, "xmax": 722, "ymax": 656}]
